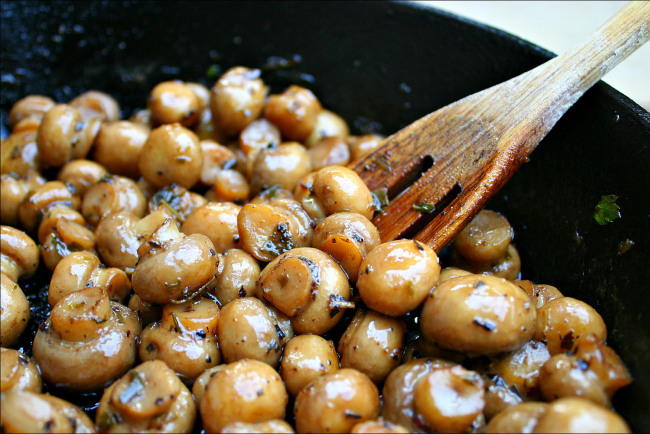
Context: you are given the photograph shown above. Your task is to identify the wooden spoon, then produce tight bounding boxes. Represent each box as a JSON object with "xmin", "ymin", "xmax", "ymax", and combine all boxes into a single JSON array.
[{"xmin": 349, "ymin": 1, "xmax": 649, "ymax": 252}]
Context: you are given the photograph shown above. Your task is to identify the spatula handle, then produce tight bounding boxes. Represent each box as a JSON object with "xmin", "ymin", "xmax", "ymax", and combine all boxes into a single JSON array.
[
  {"xmin": 559, "ymin": 1, "xmax": 650, "ymax": 92},
  {"xmin": 533, "ymin": 1, "xmax": 649, "ymax": 126}
]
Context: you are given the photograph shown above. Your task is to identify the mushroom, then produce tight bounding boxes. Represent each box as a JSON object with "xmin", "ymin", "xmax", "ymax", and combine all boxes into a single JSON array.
[
  {"xmin": 36, "ymin": 104, "xmax": 101, "ymax": 169},
  {"xmin": 131, "ymin": 218, "xmax": 219, "ymax": 305},
  {"xmin": 0, "ymin": 172, "xmax": 45, "ymax": 226},
  {"xmin": 95, "ymin": 360, "xmax": 196, "ymax": 433},
  {"xmin": 32, "ymin": 287, "xmax": 140, "ymax": 391},
  {"xmin": 217, "ymin": 297, "xmax": 293, "ymax": 368},
  {"xmin": 48, "ymin": 251, "xmax": 131, "ymax": 306},
  {"xmin": 238, "ymin": 198, "xmax": 313, "ymax": 262},
  {"xmin": 210, "ymin": 66, "xmax": 268, "ymax": 137},
  {"xmin": 199, "ymin": 358, "xmax": 288, "ymax": 433},
  {"xmin": 0, "ymin": 347, "xmax": 42, "ymax": 393},
  {"xmin": 0, "ymin": 390, "xmax": 96, "ymax": 433},
  {"xmin": 81, "ymin": 174, "xmax": 147, "ymax": 228},
  {"xmin": 139, "ymin": 297, "xmax": 221, "ymax": 380},
  {"xmin": 280, "ymin": 334, "xmax": 339, "ymax": 397},
  {"xmin": 258, "ymin": 247, "xmax": 353, "ymax": 335},
  {"xmin": 294, "ymin": 368, "xmax": 380, "ymax": 433},
  {"xmin": 70, "ymin": 90, "xmax": 121, "ymax": 123}
]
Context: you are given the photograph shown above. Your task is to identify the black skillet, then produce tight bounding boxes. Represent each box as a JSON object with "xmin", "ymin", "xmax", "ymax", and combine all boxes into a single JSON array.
[{"xmin": 2, "ymin": 1, "xmax": 649, "ymax": 431}]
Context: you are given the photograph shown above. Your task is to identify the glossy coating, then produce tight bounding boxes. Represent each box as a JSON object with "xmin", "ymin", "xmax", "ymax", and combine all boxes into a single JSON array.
[{"xmin": 1, "ymin": 1, "xmax": 649, "ymax": 430}]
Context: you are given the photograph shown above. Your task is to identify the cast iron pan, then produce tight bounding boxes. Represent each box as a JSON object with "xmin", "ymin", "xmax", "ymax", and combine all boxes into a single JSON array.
[{"xmin": 2, "ymin": 1, "xmax": 649, "ymax": 431}]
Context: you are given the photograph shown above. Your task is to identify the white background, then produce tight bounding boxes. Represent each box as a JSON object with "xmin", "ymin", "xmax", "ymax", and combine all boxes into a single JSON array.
[{"xmin": 413, "ymin": 1, "xmax": 649, "ymax": 111}]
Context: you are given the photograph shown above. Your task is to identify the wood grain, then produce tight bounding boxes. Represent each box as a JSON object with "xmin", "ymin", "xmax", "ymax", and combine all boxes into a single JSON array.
[{"xmin": 349, "ymin": 1, "xmax": 649, "ymax": 252}]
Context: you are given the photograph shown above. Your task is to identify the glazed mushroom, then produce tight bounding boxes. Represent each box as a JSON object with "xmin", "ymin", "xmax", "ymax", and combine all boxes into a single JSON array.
[
  {"xmin": 147, "ymin": 80, "xmax": 200, "ymax": 127},
  {"xmin": 70, "ymin": 90, "xmax": 121, "ymax": 122},
  {"xmin": 0, "ymin": 172, "xmax": 45, "ymax": 226},
  {"xmin": 18, "ymin": 180, "xmax": 80, "ymax": 233},
  {"xmin": 138, "ymin": 123, "xmax": 203, "ymax": 189},
  {"xmin": 191, "ymin": 364, "xmax": 227, "ymax": 405},
  {"xmin": 357, "ymin": 239, "xmax": 440, "ymax": 317},
  {"xmin": 338, "ymin": 309, "xmax": 406, "ymax": 384},
  {"xmin": 531, "ymin": 397, "xmax": 630, "ymax": 433},
  {"xmin": 197, "ymin": 139, "xmax": 238, "ymax": 186},
  {"xmin": 37, "ymin": 204, "xmax": 97, "ymax": 271},
  {"xmin": 258, "ymin": 247, "xmax": 353, "ymax": 335},
  {"xmin": 0, "ymin": 348, "xmax": 42, "ymax": 393},
  {"xmin": 238, "ymin": 199, "xmax": 314, "ymax": 262},
  {"xmin": 210, "ymin": 66, "xmax": 268, "ymax": 137},
  {"xmin": 1, "ymin": 225, "xmax": 39, "ymax": 283},
  {"xmin": 36, "ymin": 104, "xmax": 101, "ymax": 169},
  {"xmin": 81, "ymin": 174, "xmax": 147, "ymax": 227},
  {"xmin": 0, "ymin": 274, "xmax": 30, "ymax": 348},
  {"xmin": 304, "ymin": 109, "xmax": 350, "ymax": 148},
  {"xmin": 1, "ymin": 129, "xmax": 40, "ymax": 176},
  {"xmin": 535, "ymin": 296, "xmax": 607, "ymax": 355},
  {"xmin": 0, "ymin": 390, "xmax": 96, "ymax": 433},
  {"xmin": 95, "ymin": 360, "xmax": 196, "ymax": 433},
  {"xmin": 280, "ymin": 334, "xmax": 340, "ymax": 396},
  {"xmin": 1, "ymin": 226, "xmax": 38, "ymax": 346},
  {"xmin": 312, "ymin": 212, "xmax": 381, "ymax": 283},
  {"xmin": 48, "ymin": 251, "xmax": 131, "ymax": 306},
  {"xmin": 452, "ymin": 210, "xmax": 514, "ymax": 263},
  {"xmin": 411, "ymin": 364, "xmax": 486, "ymax": 433},
  {"xmin": 217, "ymin": 297, "xmax": 293, "ymax": 368},
  {"xmin": 293, "ymin": 368, "xmax": 380, "ymax": 433},
  {"xmin": 308, "ymin": 136, "xmax": 351, "ymax": 170},
  {"xmin": 249, "ymin": 141, "xmax": 311, "ymax": 195},
  {"xmin": 481, "ymin": 376, "xmax": 525, "ymax": 422},
  {"xmin": 382, "ymin": 358, "xmax": 458, "ymax": 431},
  {"xmin": 92, "ymin": 121, "xmax": 149, "ymax": 178},
  {"xmin": 148, "ymin": 183, "xmax": 206, "ymax": 224},
  {"xmin": 95, "ymin": 208, "xmax": 173, "ymax": 271},
  {"xmin": 8, "ymin": 94, "xmax": 55, "ymax": 130},
  {"xmin": 350, "ymin": 419, "xmax": 410, "ymax": 434},
  {"xmin": 131, "ymin": 218, "xmax": 219, "ymax": 305},
  {"xmin": 487, "ymin": 340, "xmax": 551, "ymax": 400},
  {"xmin": 221, "ymin": 419, "xmax": 295, "ymax": 433},
  {"xmin": 139, "ymin": 296, "xmax": 221, "ymax": 380},
  {"xmin": 451, "ymin": 244, "xmax": 522, "ymax": 281},
  {"xmin": 347, "ymin": 134, "xmax": 384, "ymax": 161},
  {"xmin": 200, "ymin": 358, "xmax": 288, "ymax": 433},
  {"xmin": 263, "ymin": 85, "xmax": 322, "ymax": 141},
  {"xmin": 238, "ymin": 118, "xmax": 282, "ymax": 174},
  {"xmin": 32, "ymin": 287, "xmax": 141, "ymax": 391},
  {"xmin": 308, "ymin": 165, "xmax": 376, "ymax": 220},
  {"xmin": 420, "ymin": 273, "xmax": 536, "ymax": 355},
  {"xmin": 57, "ymin": 159, "xmax": 108, "ymax": 197},
  {"xmin": 211, "ymin": 248, "xmax": 261, "ymax": 304},
  {"xmin": 538, "ymin": 333, "xmax": 631, "ymax": 407},
  {"xmin": 484, "ymin": 402, "xmax": 550, "ymax": 434},
  {"xmin": 181, "ymin": 202, "xmax": 242, "ymax": 253}
]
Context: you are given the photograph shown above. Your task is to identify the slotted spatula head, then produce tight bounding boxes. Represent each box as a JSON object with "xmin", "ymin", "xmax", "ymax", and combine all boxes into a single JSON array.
[{"xmin": 349, "ymin": 1, "xmax": 650, "ymax": 252}]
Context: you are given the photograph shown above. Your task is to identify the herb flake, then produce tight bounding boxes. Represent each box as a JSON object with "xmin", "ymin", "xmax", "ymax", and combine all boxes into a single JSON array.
[
  {"xmin": 413, "ymin": 202, "xmax": 435, "ymax": 213},
  {"xmin": 594, "ymin": 195, "xmax": 621, "ymax": 225},
  {"xmin": 372, "ymin": 188, "xmax": 389, "ymax": 214}
]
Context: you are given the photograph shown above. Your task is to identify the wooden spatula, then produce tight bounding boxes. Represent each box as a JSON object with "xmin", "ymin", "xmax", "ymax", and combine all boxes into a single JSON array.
[{"xmin": 349, "ymin": 1, "xmax": 649, "ymax": 252}]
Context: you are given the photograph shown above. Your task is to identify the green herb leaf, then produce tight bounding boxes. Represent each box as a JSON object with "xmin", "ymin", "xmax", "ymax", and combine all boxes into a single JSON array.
[
  {"xmin": 160, "ymin": 198, "xmax": 184, "ymax": 222},
  {"xmin": 413, "ymin": 202, "xmax": 435, "ymax": 213},
  {"xmin": 206, "ymin": 64, "xmax": 221, "ymax": 80},
  {"xmin": 372, "ymin": 188, "xmax": 389, "ymax": 214},
  {"xmin": 594, "ymin": 195, "xmax": 621, "ymax": 225}
]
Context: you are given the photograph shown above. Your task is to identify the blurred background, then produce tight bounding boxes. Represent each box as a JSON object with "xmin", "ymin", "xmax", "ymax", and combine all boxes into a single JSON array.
[{"xmin": 414, "ymin": 1, "xmax": 650, "ymax": 111}]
